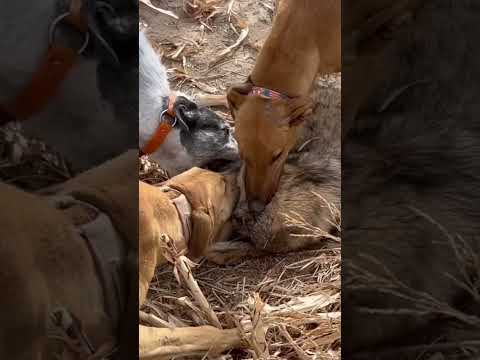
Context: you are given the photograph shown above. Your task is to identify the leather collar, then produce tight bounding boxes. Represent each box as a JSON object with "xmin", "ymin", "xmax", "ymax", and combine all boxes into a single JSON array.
[
  {"xmin": 140, "ymin": 95, "xmax": 177, "ymax": 156},
  {"xmin": 0, "ymin": 0, "xmax": 88, "ymax": 126}
]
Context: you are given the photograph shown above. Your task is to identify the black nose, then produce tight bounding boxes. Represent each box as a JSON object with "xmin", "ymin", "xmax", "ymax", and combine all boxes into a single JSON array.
[{"xmin": 249, "ymin": 200, "xmax": 266, "ymax": 215}]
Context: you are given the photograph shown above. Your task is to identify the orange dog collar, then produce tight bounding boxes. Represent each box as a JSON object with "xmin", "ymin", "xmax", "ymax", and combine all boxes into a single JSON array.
[
  {"xmin": 140, "ymin": 96, "xmax": 177, "ymax": 156},
  {"xmin": 166, "ymin": 94, "xmax": 176, "ymax": 117},
  {"xmin": 1, "ymin": 2, "xmax": 88, "ymax": 126}
]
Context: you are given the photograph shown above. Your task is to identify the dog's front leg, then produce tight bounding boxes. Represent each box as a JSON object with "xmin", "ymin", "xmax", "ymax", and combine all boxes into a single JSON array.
[
  {"xmin": 139, "ymin": 325, "xmax": 244, "ymax": 358},
  {"xmin": 139, "ymin": 247, "xmax": 157, "ymax": 308}
]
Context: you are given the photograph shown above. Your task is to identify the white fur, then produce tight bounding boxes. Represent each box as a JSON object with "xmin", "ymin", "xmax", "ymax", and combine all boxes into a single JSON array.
[
  {"xmin": 149, "ymin": 129, "xmax": 196, "ymax": 175},
  {"xmin": 139, "ymin": 30, "xmax": 194, "ymax": 175}
]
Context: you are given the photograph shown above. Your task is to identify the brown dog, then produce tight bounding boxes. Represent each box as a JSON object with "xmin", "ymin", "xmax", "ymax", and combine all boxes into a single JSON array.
[
  {"xmin": 139, "ymin": 167, "xmax": 239, "ymax": 307},
  {"xmin": 227, "ymin": 0, "xmax": 340, "ymax": 209},
  {"xmin": 206, "ymin": 150, "xmax": 341, "ymax": 265},
  {"xmin": 0, "ymin": 150, "xmax": 138, "ymax": 359}
]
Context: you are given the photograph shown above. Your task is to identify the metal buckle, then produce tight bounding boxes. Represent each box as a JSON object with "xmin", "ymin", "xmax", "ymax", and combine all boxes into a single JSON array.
[
  {"xmin": 160, "ymin": 108, "xmax": 178, "ymax": 128},
  {"xmin": 49, "ymin": 11, "xmax": 90, "ymax": 54}
]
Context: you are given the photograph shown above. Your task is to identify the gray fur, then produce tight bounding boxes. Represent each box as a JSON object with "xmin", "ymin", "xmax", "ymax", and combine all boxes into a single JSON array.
[
  {"xmin": 0, "ymin": 0, "xmax": 137, "ymax": 173},
  {"xmin": 343, "ymin": 2, "xmax": 480, "ymax": 358}
]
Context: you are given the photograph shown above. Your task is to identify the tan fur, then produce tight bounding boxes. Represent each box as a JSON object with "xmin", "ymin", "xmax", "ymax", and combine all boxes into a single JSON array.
[
  {"xmin": 139, "ymin": 167, "xmax": 239, "ymax": 307},
  {"xmin": 139, "ymin": 325, "xmax": 243, "ymax": 358},
  {"xmin": 0, "ymin": 150, "xmax": 140, "ymax": 359},
  {"xmin": 227, "ymin": 0, "xmax": 340, "ymax": 204},
  {"xmin": 207, "ymin": 158, "xmax": 340, "ymax": 264},
  {"xmin": 40, "ymin": 150, "xmax": 139, "ymax": 251}
]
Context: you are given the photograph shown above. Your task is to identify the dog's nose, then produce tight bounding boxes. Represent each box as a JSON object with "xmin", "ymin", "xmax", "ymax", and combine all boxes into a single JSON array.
[{"xmin": 249, "ymin": 200, "xmax": 266, "ymax": 215}]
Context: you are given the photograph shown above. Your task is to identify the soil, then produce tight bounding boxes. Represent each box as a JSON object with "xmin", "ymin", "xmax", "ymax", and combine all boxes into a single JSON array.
[{"xmin": 140, "ymin": 0, "xmax": 277, "ymax": 119}]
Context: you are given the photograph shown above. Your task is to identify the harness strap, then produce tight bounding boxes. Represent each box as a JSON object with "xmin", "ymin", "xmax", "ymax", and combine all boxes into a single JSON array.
[
  {"xmin": 66, "ymin": 0, "xmax": 88, "ymax": 31},
  {"xmin": 75, "ymin": 198, "xmax": 127, "ymax": 332},
  {"xmin": 171, "ymin": 194, "xmax": 192, "ymax": 244},
  {"xmin": 140, "ymin": 95, "xmax": 177, "ymax": 156},
  {"xmin": 49, "ymin": 195, "xmax": 127, "ymax": 341},
  {"xmin": 161, "ymin": 186, "xmax": 193, "ymax": 245}
]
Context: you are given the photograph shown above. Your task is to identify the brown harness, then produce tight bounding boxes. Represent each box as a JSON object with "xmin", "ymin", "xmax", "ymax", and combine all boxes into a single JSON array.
[
  {"xmin": 0, "ymin": 0, "xmax": 88, "ymax": 126},
  {"xmin": 160, "ymin": 185, "xmax": 192, "ymax": 245},
  {"xmin": 48, "ymin": 193, "xmax": 126, "ymax": 359}
]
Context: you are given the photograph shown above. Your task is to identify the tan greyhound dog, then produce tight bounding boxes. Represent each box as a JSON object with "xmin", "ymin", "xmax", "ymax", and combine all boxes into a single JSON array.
[
  {"xmin": 138, "ymin": 168, "xmax": 241, "ymax": 359},
  {"xmin": 227, "ymin": 0, "xmax": 340, "ymax": 211},
  {"xmin": 139, "ymin": 167, "xmax": 239, "ymax": 307}
]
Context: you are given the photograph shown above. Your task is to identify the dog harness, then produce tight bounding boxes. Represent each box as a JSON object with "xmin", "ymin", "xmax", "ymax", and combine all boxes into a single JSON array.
[
  {"xmin": 47, "ymin": 194, "xmax": 126, "ymax": 359},
  {"xmin": 140, "ymin": 95, "xmax": 177, "ymax": 156},
  {"xmin": 0, "ymin": 0, "xmax": 89, "ymax": 126},
  {"xmin": 160, "ymin": 186, "xmax": 193, "ymax": 245}
]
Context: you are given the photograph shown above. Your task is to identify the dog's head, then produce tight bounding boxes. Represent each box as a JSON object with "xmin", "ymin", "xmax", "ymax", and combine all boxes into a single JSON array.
[
  {"xmin": 149, "ymin": 96, "xmax": 239, "ymax": 175},
  {"xmin": 166, "ymin": 167, "xmax": 240, "ymax": 258},
  {"xmin": 227, "ymin": 82, "xmax": 313, "ymax": 211}
]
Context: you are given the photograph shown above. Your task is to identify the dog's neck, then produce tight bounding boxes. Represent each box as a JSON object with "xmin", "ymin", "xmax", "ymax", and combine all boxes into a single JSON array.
[
  {"xmin": 139, "ymin": 103, "xmax": 166, "ymax": 150},
  {"xmin": 161, "ymin": 186, "xmax": 193, "ymax": 245},
  {"xmin": 140, "ymin": 91, "xmax": 195, "ymax": 176},
  {"xmin": 249, "ymin": 6, "xmax": 320, "ymax": 97}
]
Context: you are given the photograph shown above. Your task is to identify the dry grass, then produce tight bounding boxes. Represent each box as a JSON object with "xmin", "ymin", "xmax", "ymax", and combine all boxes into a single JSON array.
[
  {"xmin": 0, "ymin": 123, "xmax": 72, "ymax": 191},
  {"xmin": 140, "ymin": 156, "xmax": 169, "ymax": 184},
  {"xmin": 183, "ymin": 0, "xmax": 227, "ymax": 21},
  {"xmin": 344, "ymin": 207, "xmax": 480, "ymax": 359},
  {"xmin": 139, "ymin": 167, "xmax": 341, "ymax": 359}
]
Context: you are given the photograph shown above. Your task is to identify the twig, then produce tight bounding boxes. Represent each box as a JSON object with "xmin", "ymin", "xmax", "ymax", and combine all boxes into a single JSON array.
[
  {"xmin": 279, "ymin": 324, "xmax": 311, "ymax": 360},
  {"xmin": 139, "ymin": 311, "xmax": 173, "ymax": 328},
  {"xmin": 140, "ymin": 0, "xmax": 179, "ymax": 20},
  {"xmin": 209, "ymin": 27, "xmax": 249, "ymax": 68},
  {"xmin": 175, "ymin": 255, "xmax": 223, "ymax": 329},
  {"xmin": 226, "ymin": 0, "xmax": 236, "ymax": 22}
]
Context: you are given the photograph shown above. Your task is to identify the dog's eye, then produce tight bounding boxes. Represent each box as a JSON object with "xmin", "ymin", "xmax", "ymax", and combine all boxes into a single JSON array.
[{"xmin": 271, "ymin": 150, "xmax": 283, "ymax": 163}]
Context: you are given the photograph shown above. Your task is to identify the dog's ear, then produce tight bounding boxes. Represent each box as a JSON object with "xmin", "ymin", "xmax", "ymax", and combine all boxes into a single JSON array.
[
  {"xmin": 286, "ymin": 96, "xmax": 315, "ymax": 127},
  {"xmin": 188, "ymin": 206, "xmax": 215, "ymax": 259},
  {"xmin": 227, "ymin": 80, "xmax": 253, "ymax": 118}
]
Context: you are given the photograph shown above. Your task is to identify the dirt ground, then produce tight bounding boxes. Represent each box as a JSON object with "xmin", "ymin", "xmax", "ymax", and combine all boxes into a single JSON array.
[
  {"xmin": 140, "ymin": 1, "xmax": 341, "ymax": 359},
  {"xmin": 141, "ymin": 0, "xmax": 274, "ymax": 96}
]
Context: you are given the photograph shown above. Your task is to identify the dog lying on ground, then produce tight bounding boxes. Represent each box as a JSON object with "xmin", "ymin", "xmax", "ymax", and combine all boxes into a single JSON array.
[
  {"xmin": 227, "ymin": 0, "xmax": 340, "ymax": 210},
  {"xmin": 139, "ymin": 167, "xmax": 239, "ymax": 307},
  {"xmin": 139, "ymin": 31, "xmax": 238, "ymax": 176},
  {"xmin": 207, "ymin": 142, "xmax": 340, "ymax": 265},
  {"xmin": 0, "ymin": 150, "xmax": 137, "ymax": 359},
  {"xmin": 138, "ymin": 167, "xmax": 241, "ymax": 358},
  {"xmin": 206, "ymin": 73, "xmax": 341, "ymax": 264}
]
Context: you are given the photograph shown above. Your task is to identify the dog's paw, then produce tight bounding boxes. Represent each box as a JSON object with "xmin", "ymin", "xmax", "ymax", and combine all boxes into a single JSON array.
[{"xmin": 205, "ymin": 240, "xmax": 255, "ymax": 265}]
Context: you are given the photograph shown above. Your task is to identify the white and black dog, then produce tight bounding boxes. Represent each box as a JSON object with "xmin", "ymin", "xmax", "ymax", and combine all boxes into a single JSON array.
[
  {"xmin": 139, "ymin": 31, "xmax": 238, "ymax": 176},
  {"xmin": 0, "ymin": 0, "xmax": 138, "ymax": 173}
]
